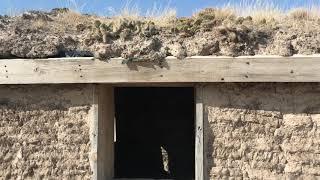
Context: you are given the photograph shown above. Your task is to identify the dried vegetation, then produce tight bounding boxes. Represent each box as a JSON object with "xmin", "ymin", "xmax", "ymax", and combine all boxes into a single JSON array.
[{"xmin": 0, "ymin": 5, "xmax": 320, "ymax": 62}]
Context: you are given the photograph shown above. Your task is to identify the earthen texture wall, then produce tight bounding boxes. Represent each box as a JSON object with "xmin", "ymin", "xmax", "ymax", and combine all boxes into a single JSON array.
[
  {"xmin": 0, "ymin": 85, "xmax": 94, "ymax": 179},
  {"xmin": 204, "ymin": 83, "xmax": 320, "ymax": 180}
]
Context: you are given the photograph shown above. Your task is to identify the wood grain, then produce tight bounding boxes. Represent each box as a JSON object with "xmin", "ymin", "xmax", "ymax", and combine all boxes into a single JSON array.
[
  {"xmin": 196, "ymin": 85, "xmax": 204, "ymax": 180},
  {"xmin": 92, "ymin": 85, "xmax": 115, "ymax": 180},
  {"xmin": 1, "ymin": 56, "xmax": 320, "ymax": 84},
  {"xmin": 98, "ymin": 85, "xmax": 115, "ymax": 180}
]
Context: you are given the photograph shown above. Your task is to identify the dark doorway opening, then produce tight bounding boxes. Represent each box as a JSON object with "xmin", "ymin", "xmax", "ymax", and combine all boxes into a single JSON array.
[{"xmin": 114, "ymin": 87, "xmax": 195, "ymax": 179}]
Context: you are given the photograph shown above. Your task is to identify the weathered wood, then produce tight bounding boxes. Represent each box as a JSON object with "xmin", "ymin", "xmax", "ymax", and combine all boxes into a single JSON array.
[
  {"xmin": 195, "ymin": 85, "xmax": 204, "ymax": 180},
  {"xmin": 2, "ymin": 55, "xmax": 320, "ymax": 83},
  {"xmin": 98, "ymin": 85, "xmax": 115, "ymax": 180},
  {"xmin": 91, "ymin": 85, "xmax": 115, "ymax": 180},
  {"xmin": 201, "ymin": 85, "xmax": 209, "ymax": 180},
  {"xmin": 91, "ymin": 85, "xmax": 99, "ymax": 180}
]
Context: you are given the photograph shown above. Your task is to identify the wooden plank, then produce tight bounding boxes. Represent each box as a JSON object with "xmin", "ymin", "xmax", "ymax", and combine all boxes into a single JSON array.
[
  {"xmin": 195, "ymin": 85, "xmax": 204, "ymax": 180},
  {"xmin": 201, "ymin": 85, "xmax": 209, "ymax": 180},
  {"xmin": 98, "ymin": 85, "xmax": 115, "ymax": 180},
  {"xmin": 2, "ymin": 56, "xmax": 320, "ymax": 83},
  {"xmin": 91, "ymin": 84, "xmax": 99, "ymax": 180},
  {"xmin": 91, "ymin": 85, "xmax": 115, "ymax": 180}
]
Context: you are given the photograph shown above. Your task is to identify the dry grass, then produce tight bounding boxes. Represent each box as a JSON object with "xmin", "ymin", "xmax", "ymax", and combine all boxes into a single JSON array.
[
  {"xmin": 228, "ymin": 0, "xmax": 320, "ymax": 24},
  {"xmin": 226, "ymin": 0, "xmax": 282, "ymax": 24},
  {"xmin": 25, "ymin": 0, "xmax": 94, "ymax": 33},
  {"xmin": 105, "ymin": 0, "xmax": 177, "ymax": 27},
  {"xmin": 31, "ymin": 19, "xmax": 48, "ymax": 29},
  {"xmin": 286, "ymin": 8, "xmax": 320, "ymax": 32},
  {"xmin": 193, "ymin": 7, "xmax": 235, "ymax": 20},
  {"xmin": 57, "ymin": 10, "xmax": 90, "ymax": 26},
  {"xmin": 289, "ymin": 8, "xmax": 312, "ymax": 20},
  {"xmin": 288, "ymin": 7, "xmax": 320, "ymax": 21},
  {"xmin": 58, "ymin": 0, "xmax": 86, "ymax": 12},
  {"xmin": 25, "ymin": 0, "xmax": 320, "ymax": 32},
  {"xmin": 102, "ymin": 0, "xmax": 320, "ymax": 26},
  {"xmin": 146, "ymin": 6, "xmax": 177, "ymax": 27},
  {"xmin": 106, "ymin": 0, "xmax": 141, "ymax": 21},
  {"xmin": 51, "ymin": 0, "xmax": 320, "ymax": 29},
  {"xmin": 51, "ymin": 10, "xmax": 99, "ymax": 34}
]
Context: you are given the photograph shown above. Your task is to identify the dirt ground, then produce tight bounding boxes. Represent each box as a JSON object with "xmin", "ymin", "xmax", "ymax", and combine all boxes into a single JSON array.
[{"xmin": 0, "ymin": 8, "xmax": 320, "ymax": 61}]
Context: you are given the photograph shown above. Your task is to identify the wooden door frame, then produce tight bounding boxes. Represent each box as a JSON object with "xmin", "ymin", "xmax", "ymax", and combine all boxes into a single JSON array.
[{"xmin": 91, "ymin": 84, "xmax": 204, "ymax": 180}]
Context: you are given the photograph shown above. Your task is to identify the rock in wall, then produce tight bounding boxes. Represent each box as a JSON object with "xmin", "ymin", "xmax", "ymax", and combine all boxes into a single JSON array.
[
  {"xmin": 203, "ymin": 83, "xmax": 320, "ymax": 180},
  {"xmin": 0, "ymin": 85, "xmax": 94, "ymax": 179}
]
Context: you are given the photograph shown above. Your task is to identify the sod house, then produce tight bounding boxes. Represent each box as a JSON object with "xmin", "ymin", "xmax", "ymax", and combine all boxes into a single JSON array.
[
  {"xmin": 1, "ymin": 8, "xmax": 320, "ymax": 180},
  {"xmin": 1, "ymin": 56, "xmax": 320, "ymax": 180}
]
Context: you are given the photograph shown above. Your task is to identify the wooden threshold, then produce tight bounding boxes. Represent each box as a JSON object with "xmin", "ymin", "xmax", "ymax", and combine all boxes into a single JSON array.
[{"xmin": 1, "ymin": 55, "xmax": 320, "ymax": 84}]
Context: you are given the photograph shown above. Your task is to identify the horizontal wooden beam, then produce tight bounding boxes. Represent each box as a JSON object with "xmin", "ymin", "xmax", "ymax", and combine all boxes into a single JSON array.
[{"xmin": 1, "ymin": 55, "xmax": 320, "ymax": 84}]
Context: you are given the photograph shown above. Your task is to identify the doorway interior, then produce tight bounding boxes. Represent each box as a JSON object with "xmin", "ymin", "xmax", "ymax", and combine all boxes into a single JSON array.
[{"xmin": 114, "ymin": 87, "xmax": 195, "ymax": 179}]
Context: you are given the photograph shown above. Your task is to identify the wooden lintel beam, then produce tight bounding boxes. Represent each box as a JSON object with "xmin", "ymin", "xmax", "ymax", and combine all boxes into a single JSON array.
[{"xmin": 1, "ymin": 56, "xmax": 320, "ymax": 84}]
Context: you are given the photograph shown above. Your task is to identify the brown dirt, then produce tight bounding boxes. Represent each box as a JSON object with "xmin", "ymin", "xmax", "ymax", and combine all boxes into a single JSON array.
[
  {"xmin": 0, "ymin": 8, "xmax": 320, "ymax": 62},
  {"xmin": 0, "ymin": 84, "xmax": 93, "ymax": 179},
  {"xmin": 203, "ymin": 83, "xmax": 320, "ymax": 179}
]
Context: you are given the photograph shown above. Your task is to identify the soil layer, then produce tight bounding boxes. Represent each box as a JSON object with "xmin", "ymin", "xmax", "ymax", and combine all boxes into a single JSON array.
[{"xmin": 1, "ymin": 8, "xmax": 320, "ymax": 61}]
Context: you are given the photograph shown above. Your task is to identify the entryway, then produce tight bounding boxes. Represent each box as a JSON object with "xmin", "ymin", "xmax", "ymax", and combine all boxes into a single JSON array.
[{"xmin": 114, "ymin": 87, "xmax": 195, "ymax": 180}]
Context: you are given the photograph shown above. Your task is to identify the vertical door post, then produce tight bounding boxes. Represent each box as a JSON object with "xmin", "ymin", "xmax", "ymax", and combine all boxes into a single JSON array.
[
  {"xmin": 91, "ymin": 84, "xmax": 114, "ymax": 180},
  {"xmin": 195, "ymin": 84, "xmax": 204, "ymax": 180}
]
